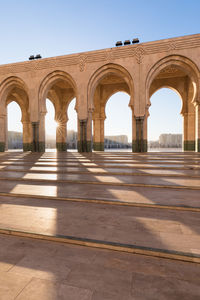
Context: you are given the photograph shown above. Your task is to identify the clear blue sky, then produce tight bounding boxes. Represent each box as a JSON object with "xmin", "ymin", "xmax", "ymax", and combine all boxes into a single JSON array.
[{"xmin": 2, "ymin": 0, "xmax": 200, "ymax": 141}]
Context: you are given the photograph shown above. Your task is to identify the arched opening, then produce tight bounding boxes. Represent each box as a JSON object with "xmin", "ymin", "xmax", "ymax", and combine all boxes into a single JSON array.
[
  {"xmin": 45, "ymin": 99, "xmax": 57, "ymax": 151},
  {"xmin": 66, "ymin": 98, "xmax": 77, "ymax": 150},
  {"xmin": 89, "ymin": 64, "xmax": 133, "ymax": 152},
  {"xmin": 105, "ymin": 92, "xmax": 132, "ymax": 151},
  {"xmin": 7, "ymin": 101, "xmax": 23, "ymax": 151},
  {"xmin": 0, "ymin": 77, "xmax": 31, "ymax": 152},
  {"xmin": 148, "ymin": 88, "xmax": 183, "ymax": 151},
  {"xmin": 39, "ymin": 71, "xmax": 77, "ymax": 152},
  {"xmin": 146, "ymin": 57, "xmax": 199, "ymax": 152}
]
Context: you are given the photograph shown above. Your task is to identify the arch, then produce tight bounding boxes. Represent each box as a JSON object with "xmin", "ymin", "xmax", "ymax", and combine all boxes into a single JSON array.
[
  {"xmin": 87, "ymin": 63, "xmax": 134, "ymax": 111},
  {"xmin": 146, "ymin": 55, "xmax": 200, "ymax": 107},
  {"xmin": 0, "ymin": 76, "xmax": 29, "ymax": 115},
  {"xmin": 103, "ymin": 90, "xmax": 130, "ymax": 120},
  {"xmin": 150, "ymin": 84, "xmax": 184, "ymax": 114},
  {"xmin": 148, "ymin": 88, "xmax": 183, "ymax": 148},
  {"xmin": 38, "ymin": 70, "xmax": 77, "ymax": 114},
  {"xmin": 104, "ymin": 92, "xmax": 132, "ymax": 149},
  {"xmin": 7, "ymin": 101, "xmax": 23, "ymax": 150}
]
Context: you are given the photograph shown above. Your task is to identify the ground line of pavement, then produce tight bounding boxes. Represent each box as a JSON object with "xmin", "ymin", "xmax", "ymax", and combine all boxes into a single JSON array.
[
  {"xmin": 0, "ymin": 176, "xmax": 200, "ymax": 190},
  {"xmin": 0, "ymin": 168, "xmax": 200, "ymax": 178},
  {"xmin": 0, "ymin": 163, "xmax": 199, "ymax": 171},
  {"xmin": 0, "ymin": 192, "xmax": 199, "ymax": 212},
  {"xmin": 0, "ymin": 228, "xmax": 199, "ymax": 264}
]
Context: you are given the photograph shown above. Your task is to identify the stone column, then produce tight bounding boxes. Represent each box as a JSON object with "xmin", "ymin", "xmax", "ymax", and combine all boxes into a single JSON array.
[
  {"xmin": 78, "ymin": 119, "xmax": 87, "ymax": 152},
  {"xmin": 31, "ymin": 122, "xmax": 39, "ymax": 152},
  {"xmin": 86, "ymin": 110, "xmax": 93, "ymax": 152},
  {"xmin": 93, "ymin": 117, "xmax": 105, "ymax": 151},
  {"xmin": 143, "ymin": 111, "xmax": 148, "ymax": 152},
  {"xmin": 38, "ymin": 112, "xmax": 46, "ymax": 152},
  {"xmin": 5, "ymin": 114, "xmax": 8, "ymax": 151},
  {"xmin": 183, "ymin": 112, "xmax": 195, "ymax": 151},
  {"xmin": 196, "ymin": 104, "xmax": 200, "ymax": 152},
  {"xmin": 132, "ymin": 115, "xmax": 146, "ymax": 152},
  {"xmin": 22, "ymin": 121, "xmax": 32, "ymax": 151},
  {"xmin": 56, "ymin": 120, "xmax": 67, "ymax": 152},
  {"xmin": 0, "ymin": 114, "xmax": 6, "ymax": 152}
]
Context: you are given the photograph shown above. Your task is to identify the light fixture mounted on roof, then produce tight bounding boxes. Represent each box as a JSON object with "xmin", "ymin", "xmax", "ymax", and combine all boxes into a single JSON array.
[
  {"xmin": 35, "ymin": 54, "xmax": 42, "ymax": 59},
  {"xmin": 132, "ymin": 38, "xmax": 139, "ymax": 44},
  {"xmin": 29, "ymin": 55, "xmax": 34, "ymax": 60},
  {"xmin": 115, "ymin": 38, "xmax": 139, "ymax": 47},
  {"xmin": 115, "ymin": 41, "xmax": 123, "ymax": 47},
  {"xmin": 28, "ymin": 54, "xmax": 42, "ymax": 60},
  {"xmin": 124, "ymin": 40, "xmax": 131, "ymax": 45}
]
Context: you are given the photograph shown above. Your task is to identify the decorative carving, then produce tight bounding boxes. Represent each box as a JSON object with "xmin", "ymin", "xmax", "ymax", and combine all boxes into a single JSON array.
[
  {"xmin": 134, "ymin": 46, "xmax": 146, "ymax": 64},
  {"xmin": 168, "ymin": 42, "xmax": 177, "ymax": 51},
  {"xmin": 106, "ymin": 50, "xmax": 112, "ymax": 62},
  {"xmin": 79, "ymin": 54, "xmax": 87, "ymax": 72},
  {"xmin": 0, "ymin": 35, "xmax": 199, "ymax": 75},
  {"xmin": 160, "ymin": 66, "xmax": 178, "ymax": 74}
]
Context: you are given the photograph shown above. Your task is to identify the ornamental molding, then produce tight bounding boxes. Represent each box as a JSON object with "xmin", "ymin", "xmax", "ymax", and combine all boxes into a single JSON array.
[{"xmin": 0, "ymin": 35, "xmax": 200, "ymax": 75}]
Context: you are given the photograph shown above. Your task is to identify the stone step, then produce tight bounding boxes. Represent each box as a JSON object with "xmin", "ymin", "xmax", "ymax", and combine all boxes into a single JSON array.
[
  {"xmin": 1, "ymin": 166, "xmax": 200, "ymax": 178},
  {"xmin": 0, "ymin": 197, "xmax": 199, "ymax": 263},
  {"xmin": 0, "ymin": 173, "xmax": 199, "ymax": 190},
  {"xmin": 0, "ymin": 179, "xmax": 199, "ymax": 209},
  {"xmin": 0, "ymin": 192, "xmax": 199, "ymax": 212},
  {"xmin": 1, "ymin": 228, "xmax": 200, "ymax": 264}
]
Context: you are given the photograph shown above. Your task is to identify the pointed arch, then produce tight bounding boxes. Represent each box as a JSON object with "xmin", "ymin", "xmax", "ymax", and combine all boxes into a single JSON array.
[
  {"xmin": 87, "ymin": 63, "xmax": 134, "ymax": 111},
  {"xmin": 38, "ymin": 70, "xmax": 77, "ymax": 114},
  {"xmin": 0, "ymin": 76, "xmax": 29, "ymax": 115},
  {"xmin": 146, "ymin": 55, "xmax": 200, "ymax": 107}
]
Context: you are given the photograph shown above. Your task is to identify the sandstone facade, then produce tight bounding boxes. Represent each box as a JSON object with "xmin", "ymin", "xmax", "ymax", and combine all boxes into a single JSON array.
[{"xmin": 0, "ymin": 33, "xmax": 200, "ymax": 152}]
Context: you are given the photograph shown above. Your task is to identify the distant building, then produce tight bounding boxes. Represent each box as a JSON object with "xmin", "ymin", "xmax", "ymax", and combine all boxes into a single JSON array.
[
  {"xmin": 8, "ymin": 131, "xmax": 23, "ymax": 149},
  {"xmin": 45, "ymin": 134, "xmax": 56, "ymax": 149},
  {"xmin": 104, "ymin": 135, "xmax": 131, "ymax": 149},
  {"xmin": 45, "ymin": 130, "xmax": 78, "ymax": 149},
  {"xmin": 159, "ymin": 134, "xmax": 182, "ymax": 148},
  {"xmin": 67, "ymin": 130, "xmax": 77, "ymax": 149},
  {"xmin": 148, "ymin": 140, "xmax": 160, "ymax": 148}
]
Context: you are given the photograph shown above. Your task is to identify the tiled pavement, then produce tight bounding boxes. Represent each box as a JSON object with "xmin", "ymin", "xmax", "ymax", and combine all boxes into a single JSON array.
[{"xmin": 0, "ymin": 151, "xmax": 200, "ymax": 299}]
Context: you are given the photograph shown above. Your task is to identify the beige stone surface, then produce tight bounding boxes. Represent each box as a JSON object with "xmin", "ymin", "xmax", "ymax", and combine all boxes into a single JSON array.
[
  {"xmin": 0, "ymin": 234, "xmax": 200, "ymax": 299},
  {"xmin": 0, "ymin": 33, "xmax": 200, "ymax": 152},
  {"xmin": 0, "ymin": 151, "xmax": 200, "ymax": 299}
]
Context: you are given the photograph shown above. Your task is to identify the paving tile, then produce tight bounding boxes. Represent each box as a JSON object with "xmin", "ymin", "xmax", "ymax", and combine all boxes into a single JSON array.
[
  {"xmin": 9, "ymin": 249, "xmax": 71, "ymax": 281},
  {"xmin": 65, "ymin": 262, "xmax": 132, "ymax": 297},
  {"xmin": 0, "ymin": 270, "xmax": 32, "ymax": 300},
  {"xmin": 131, "ymin": 272, "xmax": 200, "ymax": 300},
  {"xmin": 0, "ymin": 152, "xmax": 200, "ymax": 299},
  {"xmin": 15, "ymin": 278, "xmax": 93, "ymax": 300},
  {"xmin": 92, "ymin": 290, "xmax": 130, "ymax": 300}
]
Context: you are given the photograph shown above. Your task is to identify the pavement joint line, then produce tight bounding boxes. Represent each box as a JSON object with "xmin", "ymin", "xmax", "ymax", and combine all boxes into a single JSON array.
[
  {"xmin": 1, "ymin": 157, "xmax": 200, "ymax": 161},
  {"xmin": 1, "ymin": 157, "xmax": 200, "ymax": 162},
  {"xmin": 0, "ymin": 161, "xmax": 199, "ymax": 166},
  {"xmin": 0, "ymin": 176, "xmax": 200, "ymax": 190},
  {"xmin": 0, "ymin": 192, "xmax": 199, "ymax": 212},
  {"xmin": 1, "ymin": 168, "xmax": 200, "ymax": 179},
  {"xmin": 0, "ymin": 228, "xmax": 200, "ymax": 264},
  {"xmin": 0, "ymin": 163, "xmax": 199, "ymax": 171}
]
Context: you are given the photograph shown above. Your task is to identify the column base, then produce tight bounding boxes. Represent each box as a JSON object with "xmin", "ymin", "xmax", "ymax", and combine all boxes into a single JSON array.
[
  {"xmin": 23, "ymin": 143, "xmax": 32, "ymax": 152},
  {"xmin": 56, "ymin": 142, "xmax": 67, "ymax": 152},
  {"xmin": 184, "ymin": 141, "xmax": 195, "ymax": 151},
  {"xmin": 0, "ymin": 142, "xmax": 5, "ymax": 152},
  {"xmin": 93, "ymin": 142, "xmax": 104, "ymax": 151},
  {"xmin": 86, "ymin": 141, "xmax": 92, "ymax": 152},
  {"xmin": 39, "ymin": 142, "xmax": 45, "ymax": 152},
  {"xmin": 196, "ymin": 139, "xmax": 200, "ymax": 152},
  {"xmin": 77, "ymin": 141, "xmax": 92, "ymax": 152},
  {"xmin": 132, "ymin": 140, "xmax": 147, "ymax": 152},
  {"xmin": 31, "ymin": 142, "xmax": 45, "ymax": 152}
]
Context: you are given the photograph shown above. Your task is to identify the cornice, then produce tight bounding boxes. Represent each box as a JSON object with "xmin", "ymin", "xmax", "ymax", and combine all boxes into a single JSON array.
[{"xmin": 0, "ymin": 33, "xmax": 199, "ymax": 75}]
